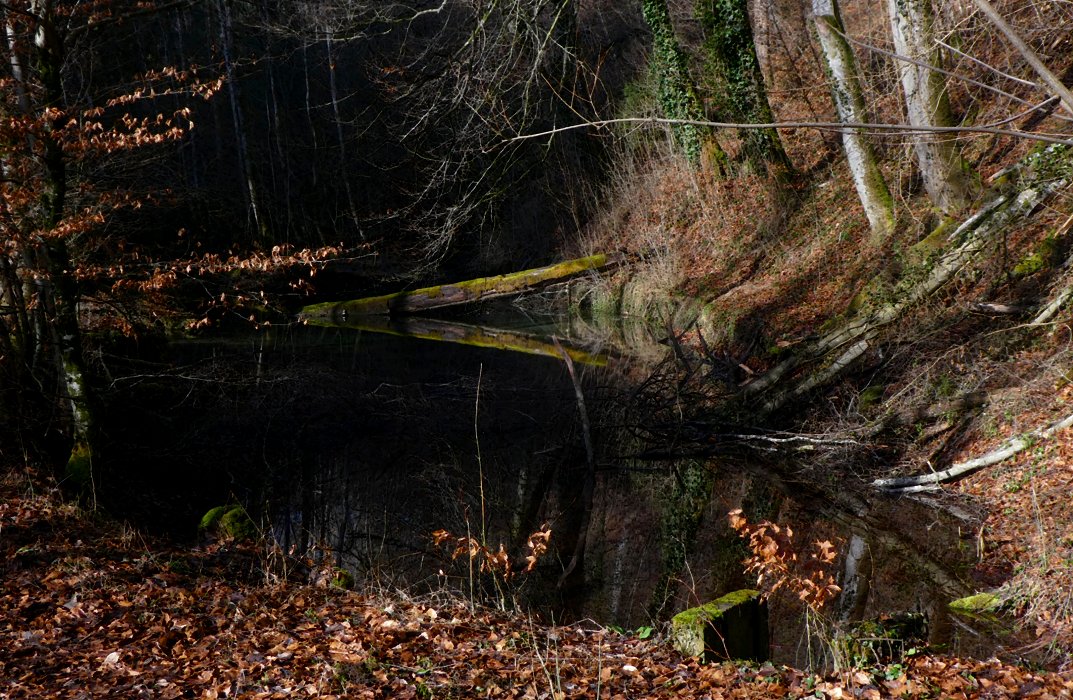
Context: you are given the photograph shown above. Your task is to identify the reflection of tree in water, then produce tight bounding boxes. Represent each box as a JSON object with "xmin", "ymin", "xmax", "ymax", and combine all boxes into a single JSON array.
[
  {"xmin": 596, "ymin": 329, "xmax": 1002, "ymax": 665},
  {"xmin": 99, "ymin": 320, "xmax": 1007, "ymax": 665}
]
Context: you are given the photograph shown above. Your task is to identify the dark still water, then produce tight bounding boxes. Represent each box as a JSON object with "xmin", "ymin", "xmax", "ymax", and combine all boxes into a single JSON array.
[{"xmin": 98, "ymin": 313, "xmax": 1016, "ymax": 667}]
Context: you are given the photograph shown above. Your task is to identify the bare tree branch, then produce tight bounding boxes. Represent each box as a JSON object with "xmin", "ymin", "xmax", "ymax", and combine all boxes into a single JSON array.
[
  {"xmin": 836, "ymin": 24, "xmax": 1043, "ymax": 112},
  {"xmin": 972, "ymin": 0, "xmax": 1073, "ymax": 116},
  {"xmin": 507, "ymin": 116, "xmax": 1073, "ymax": 146},
  {"xmin": 936, "ymin": 38, "xmax": 1038, "ymax": 89}
]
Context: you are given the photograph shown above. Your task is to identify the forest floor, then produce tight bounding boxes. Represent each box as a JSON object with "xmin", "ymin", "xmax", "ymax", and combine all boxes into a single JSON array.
[{"xmin": 3, "ymin": 468, "xmax": 1073, "ymax": 698}]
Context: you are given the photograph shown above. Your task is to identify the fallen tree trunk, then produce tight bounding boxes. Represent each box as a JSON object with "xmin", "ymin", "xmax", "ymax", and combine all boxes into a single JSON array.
[
  {"xmin": 745, "ymin": 143, "xmax": 1072, "ymax": 413},
  {"xmin": 873, "ymin": 411, "xmax": 1073, "ymax": 493},
  {"xmin": 300, "ymin": 254, "xmax": 616, "ymax": 320}
]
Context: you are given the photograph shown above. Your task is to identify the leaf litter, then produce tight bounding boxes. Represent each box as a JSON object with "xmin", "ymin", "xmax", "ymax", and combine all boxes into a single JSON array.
[{"xmin": 2, "ymin": 475, "xmax": 1072, "ymax": 698}]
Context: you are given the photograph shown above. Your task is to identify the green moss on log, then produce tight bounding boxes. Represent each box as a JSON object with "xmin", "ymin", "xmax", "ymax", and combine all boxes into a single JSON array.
[
  {"xmin": 306, "ymin": 316, "xmax": 609, "ymax": 366},
  {"xmin": 949, "ymin": 592, "xmax": 1002, "ymax": 617},
  {"xmin": 301, "ymin": 254, "xmax": 614, "ymax": 319},
  {"xmin": 1013, "ymin": 235, "xmax": 1060, "ymax": 277}
]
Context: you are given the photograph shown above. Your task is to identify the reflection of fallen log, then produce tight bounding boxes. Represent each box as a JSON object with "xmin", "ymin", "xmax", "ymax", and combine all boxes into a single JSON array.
[
  {"xmin": 300, "ymin": 254, "xmax": 615, "ymax": 320},
  {"xmin": 304, "ymin": 314, "xmax": 610, "ymax": 366}
]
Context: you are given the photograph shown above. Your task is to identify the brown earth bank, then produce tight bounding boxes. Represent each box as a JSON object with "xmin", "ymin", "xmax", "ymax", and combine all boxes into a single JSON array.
[{"xmin": 3, "ymin": 468, "xmax": 1073, "ymax": 699}]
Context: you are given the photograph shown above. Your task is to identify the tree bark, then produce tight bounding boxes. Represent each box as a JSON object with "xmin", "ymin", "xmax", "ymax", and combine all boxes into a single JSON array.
[
  {"xmin": 325, "ymin": 29, "xmax": 361, "ymax": 235},
  {"xmin": 888, "ymin": 0, "xmax": 977, "ymax": 214},
  {"xmin": 311, "ymin": 315, "xmax": 610, "ymax": 366},
  {"xmin": 29, "ymin": 1, "xmax": 97, "ymax": 488},
  {"xmin": 217, "ymin": 0, "xmax": 268, "ymax": 240},
  {"xmin": 972, "ymin": 0, "xmax": 1073, "ymax": 117},
  {"xmin": 874, "ymin": 411, "xmax": 1073, "ymax": 492},
  {"xmin": 301, "ymin": 254, "xmax": 618, "ymax": 319},
  {"xmin": 812, "ymin": 0, "xmax": 896, "ymax": 242}
]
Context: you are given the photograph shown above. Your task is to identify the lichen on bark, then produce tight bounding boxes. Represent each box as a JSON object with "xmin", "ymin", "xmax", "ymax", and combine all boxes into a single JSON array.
[{"xmin": 812, "ymin": 0, "xmax": 896, "ymax": 241}]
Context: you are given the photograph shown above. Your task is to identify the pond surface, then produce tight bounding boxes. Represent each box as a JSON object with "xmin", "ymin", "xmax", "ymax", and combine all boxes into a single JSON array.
[{"xmin": 99, "ymin": 309, "xmax": 1022, "ymax": 668}]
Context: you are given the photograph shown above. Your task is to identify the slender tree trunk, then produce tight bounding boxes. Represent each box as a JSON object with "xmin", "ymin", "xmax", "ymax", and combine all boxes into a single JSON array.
[
  {"xmin": 812, "ymin": 0, "xmax": 895, "ymax": 242},
  {"xmin": 888, "ymin": 0, "xmax": 976, "ymax": 214},
  {"xmin": 30, "ymin": 0, "xmax": 97, "ymax": 488},
  {"xmin": 260, "ymin": 0, "xmax": 291, "ymax": 239},
  {"xmin": 695, "ymin": 0, "xmax": 793, "ymax": 178},
  {"xmin": 325, "ymin": 30, "xmax": 361, "ymax": 236},
  {"xmin": 837, "ymin": 533, "xmax": 871, "ymax": 622},
  {"xmin": 173, "ymin": 9, "xmax": 201, "ymax": 189},
  {"xmin": 641, "ymin": 0, "xmax": 728, "ymax": 172},
  {"xmin": 217, "ymin": 0, "xmax": 268, "ymax": 240},
  {"xmin": 972, "ymin": 0, "xmax": 1073, "ymax": 116}
]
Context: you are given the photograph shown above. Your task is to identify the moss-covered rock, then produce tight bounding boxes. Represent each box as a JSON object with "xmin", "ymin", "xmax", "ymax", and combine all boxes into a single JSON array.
[
  {"xmin": 331, "ymin": 567, "xmax": 355, "ymax": 590},
  {"xmin": 949, "ymin": 592, "xmax": 1002, "ymax": 620},
  {"xmin": 199, "ymin": 504, "xmax": 257, "ymax": 541},
  {"xmin": 64, "ymin": 441, "xmax": 94, "ymax": 495},
  {"xmin": 198, "ymin": 505, "xmax": 232, "ymax": 531},
  {"xmin": 670, "ymin": 589, "xmax": 768, "ymax": 662}
]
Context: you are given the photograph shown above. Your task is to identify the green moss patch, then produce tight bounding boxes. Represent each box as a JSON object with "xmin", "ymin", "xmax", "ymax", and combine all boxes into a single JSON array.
[
  {"xmin": 949, "ymin": 592, "xmax": 1002, "ymax": 619},
  {"xmin": 199, "ymin": 504, "xmax": 257, "ymax": 541},
  {"xmin": 670, "ymin": 589, "xmax": 768, "ymax": 662}
]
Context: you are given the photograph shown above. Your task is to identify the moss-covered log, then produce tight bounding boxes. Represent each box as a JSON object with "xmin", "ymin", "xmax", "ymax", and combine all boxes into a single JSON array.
[{"xmin": 300, "ymin": 254, "xmax": 615, "ymax": 320}]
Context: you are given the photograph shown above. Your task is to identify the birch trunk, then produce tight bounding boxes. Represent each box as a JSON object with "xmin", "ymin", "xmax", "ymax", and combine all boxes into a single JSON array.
[
  {"xmin": 812, "ymin": 0, "xmax": 895, "ymax": 241},
  {"xmin": 888, "ymin": 0, "xmax": 976, "ymax": 214}
]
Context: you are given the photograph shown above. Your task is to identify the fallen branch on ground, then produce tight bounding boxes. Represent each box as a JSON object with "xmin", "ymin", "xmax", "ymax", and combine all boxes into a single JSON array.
[{"xmin": 873, "ymin": 411, "xmax": 1073, "ymax": 492}]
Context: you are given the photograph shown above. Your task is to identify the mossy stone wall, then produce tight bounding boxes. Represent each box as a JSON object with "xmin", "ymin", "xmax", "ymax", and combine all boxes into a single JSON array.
[{"xmin": 670, "ymin": 589, "xmax": 769, "ymax": 662}]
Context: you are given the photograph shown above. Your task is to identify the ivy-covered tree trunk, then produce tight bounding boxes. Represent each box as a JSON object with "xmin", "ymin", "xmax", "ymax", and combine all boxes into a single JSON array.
[
  {"xmin": 641, "ymin": 0, "xmax": 727, "ymax": 172},
  {"xmin": 888, "ymin": 0, "xmax": 977, "ymax": 214},
  {"xmin": 694, "ymin": 0, "xmax": 793, "ymax": 178},
  {"xmin": 812, "ymin": 0, "xmax": 895, "ymax": 242}
]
